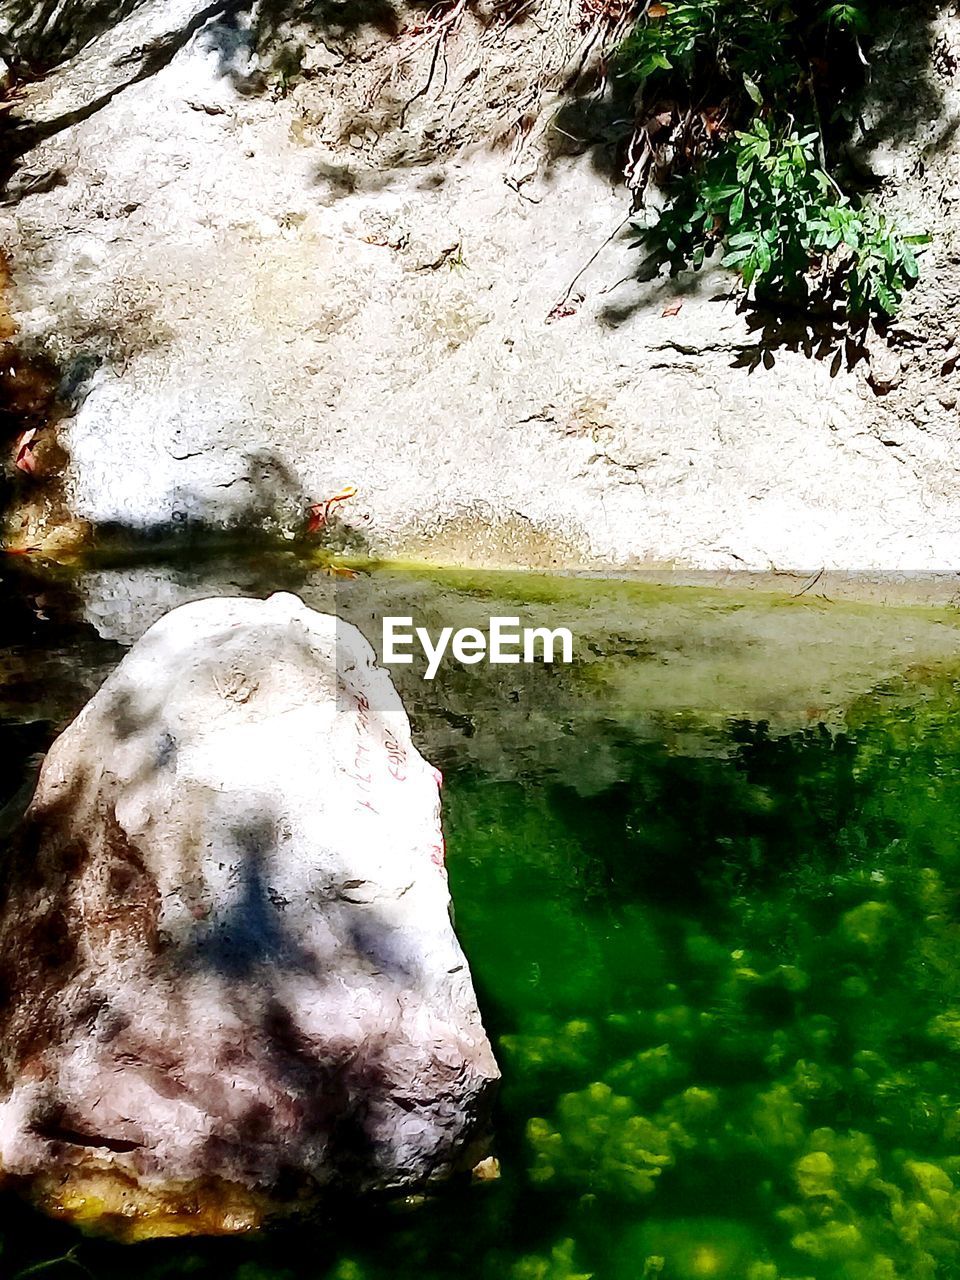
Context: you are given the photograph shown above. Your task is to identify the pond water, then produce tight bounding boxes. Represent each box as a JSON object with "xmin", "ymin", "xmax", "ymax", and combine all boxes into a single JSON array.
[{"xmin": 4, "ymin": 554, "xmax": 960, "ymax": 1280}]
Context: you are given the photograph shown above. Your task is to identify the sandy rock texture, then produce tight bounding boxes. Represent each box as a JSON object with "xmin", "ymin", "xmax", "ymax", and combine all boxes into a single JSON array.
[
  {"xmin": 0, "ymin": 0, "xmax": 959, "ymax": 568},
  {"xmin": 0, "ymin": 592, "xmax": 498, "ymax": 1238}
]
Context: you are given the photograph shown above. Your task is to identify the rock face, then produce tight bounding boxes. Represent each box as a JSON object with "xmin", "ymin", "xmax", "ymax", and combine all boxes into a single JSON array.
[
  {"xmin": 3, "ymin": 0, "xmax": 960, "ymax": 569},
  {"xmin": 0, "ymin": 592, "xmax": 499, "ymax": 1239}
]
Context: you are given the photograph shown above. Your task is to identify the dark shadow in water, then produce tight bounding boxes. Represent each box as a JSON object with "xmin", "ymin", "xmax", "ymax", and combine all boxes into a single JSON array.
[{"xmin": 549, "ymin": 719, "xmax": 861, "ymax": 909}]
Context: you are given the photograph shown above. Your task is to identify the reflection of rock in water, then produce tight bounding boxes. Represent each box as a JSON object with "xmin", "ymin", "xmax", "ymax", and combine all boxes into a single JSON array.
[
  {"xmin": 0, "ymin": 592, "xmax": 498, "ymax": 1240},
  {"xmin": 73, "ymin": 560, "xmax": 960, "ymax": 799}
]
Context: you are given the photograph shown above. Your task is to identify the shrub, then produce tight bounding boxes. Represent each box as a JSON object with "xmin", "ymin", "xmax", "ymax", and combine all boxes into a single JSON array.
[{"xmin": 618, "ymin": 0, "xmax": 930, "ymax": 317}]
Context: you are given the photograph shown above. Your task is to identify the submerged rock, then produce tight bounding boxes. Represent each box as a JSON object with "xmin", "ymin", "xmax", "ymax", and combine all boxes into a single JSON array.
[{"xmin": 0, "ymin": 593, "xmax": 498, "ymax": 1239}]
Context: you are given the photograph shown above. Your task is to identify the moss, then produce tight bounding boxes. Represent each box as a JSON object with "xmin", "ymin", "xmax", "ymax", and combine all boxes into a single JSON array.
[
  {"xmin": 794, "ymin": 1152, "xmax": 837, "ymax": 1201},
  {"xmin": 527, "ymin": 1083, "xmax": 676, "ymax": 1199},
  {"xmin": 511, "ymin": 1239, "xmax": 592, "ymax": 1280},
  {"xmin": 838, "ymin": 901, "xmax": 895, "ymax": 954},
  {"xmin": 501, "ymin": 1019, "xmax": 599, "ymax": 1077},
  {"xmin": 620, "ymin": 1219, "xmax": 769, "ymax": 1280}
]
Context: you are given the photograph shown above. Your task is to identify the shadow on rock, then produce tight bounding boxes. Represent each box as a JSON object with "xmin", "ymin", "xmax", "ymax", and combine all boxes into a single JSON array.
[{"xmin": 728, "ymin": 296, "xmax": 874, "ymax": 375}]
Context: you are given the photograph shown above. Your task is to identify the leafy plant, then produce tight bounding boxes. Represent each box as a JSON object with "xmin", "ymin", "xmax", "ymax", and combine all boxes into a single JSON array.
[
  {"xmin": 618, "ymin": 0, "xmax": 929, "ymax": 317},
  {"xmin": 638, "ymin": 119, "xmax": 929, "ymax": 315},
  {"xmin": 619, "ymin": 0, "xmax": 869, "ymax": 91}
]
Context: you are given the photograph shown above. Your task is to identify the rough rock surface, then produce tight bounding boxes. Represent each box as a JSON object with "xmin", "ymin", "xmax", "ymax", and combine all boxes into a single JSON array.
[
  {"xmin": 1, "ymin": 0, "xmax": 960, "ymax": 568},
  {"xmin": 0, "ymin": 592, "xmax": 498, "ymax": 1238}
]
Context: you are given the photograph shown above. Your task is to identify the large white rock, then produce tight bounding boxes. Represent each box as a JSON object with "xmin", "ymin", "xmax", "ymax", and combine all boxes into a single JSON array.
[{"xmin": 0, "ymin": 593, "xmax": 498, "ymax": 1238}]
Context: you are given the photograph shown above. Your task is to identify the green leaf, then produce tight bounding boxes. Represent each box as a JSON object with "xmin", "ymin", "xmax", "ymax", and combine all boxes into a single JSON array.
[
  {"xmin": 743, "ymin": 74, "xmax": 763, "ymax": 107},
  {"xmin": 820, "ymin": 3, "xmax": 870, "ymax": 32},
  {"xmin": 873, "ymin": 281, "xmax": 898, "ymax": 314},
  {"xmin": 721, "ymin": 247, "xmax": 754, "ymax": 267}
]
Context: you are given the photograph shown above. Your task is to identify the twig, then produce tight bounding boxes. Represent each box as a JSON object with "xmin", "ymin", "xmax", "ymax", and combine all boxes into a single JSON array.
[
  {"xmin": 794, "ymin": 566, "xmax": 826, "ymax": 597},
  {"xmin": 399, "ymin": 27, "xmax": 447, "ymax": 127},
  {"xmin": 549, "ymin": 211, "xmax": 634, "ymax": 316},
  {"xmin": 806, "ymin": 62, "xmax": 828, "ymax": 172},
  {"xmin": 14, "ymin": 1246, "xmax": 95, "ymax": 1280}
]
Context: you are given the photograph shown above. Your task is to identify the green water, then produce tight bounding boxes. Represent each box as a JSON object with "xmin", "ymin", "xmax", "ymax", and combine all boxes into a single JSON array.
[{"xmin": 5, "ymin": 559, "xmax": 960, "ymax": 1279}]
